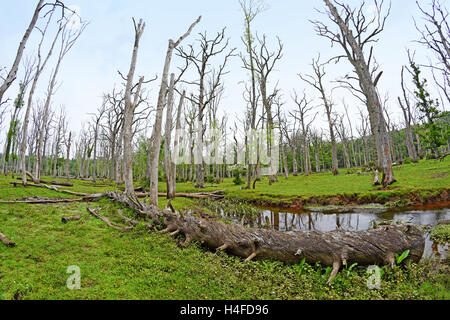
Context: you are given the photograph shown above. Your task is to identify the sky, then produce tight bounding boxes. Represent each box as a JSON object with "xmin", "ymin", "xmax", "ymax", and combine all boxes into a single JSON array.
[{"xmin": 0, "ymin": 0, "xmax": 447, "ymax": 143}]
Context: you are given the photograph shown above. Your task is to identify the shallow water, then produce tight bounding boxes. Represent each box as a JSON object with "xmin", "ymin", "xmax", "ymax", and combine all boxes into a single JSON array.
[{"xmin": 223, "ymin": 207, "xmax": 450, "ymax": 260}]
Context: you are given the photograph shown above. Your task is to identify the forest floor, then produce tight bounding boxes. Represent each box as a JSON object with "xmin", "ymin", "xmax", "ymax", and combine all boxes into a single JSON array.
[{"xmin": 0, "ymin": 158, "xmax": 449, "ymax": 299}]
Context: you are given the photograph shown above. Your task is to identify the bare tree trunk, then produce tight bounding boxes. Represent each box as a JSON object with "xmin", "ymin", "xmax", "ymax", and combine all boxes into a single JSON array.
[
  {"xmin": 149, "ymin": 16, "xmax": 201, "ymax": 206},
  {"xmin": 0, "ymin": 0, "xmax": 43, "ymax": 105},
  {"xmin": 164, "ymin": 74, "xmax": 176, "ymax": 199},
  {"xmin": 321, "ymin": 0, "xmax": 395, "ymax": 186},
  {"xmin": 123, "ymin": 18, "xmax": 145, "ymax": 198},
  {"xmin": 171, "ymin": 90, "xmax": 185, "ymax": 197},
  {"xmin": 19, "ymin": 9, "xmax": 62, "ymax": 184},
  {"xmin": 33, "ymin": 17, "xmax": 86, "ymax": 183},
  {"xmin": 65, "ymin": 132, "xmax": 71, "ymax": 180}
]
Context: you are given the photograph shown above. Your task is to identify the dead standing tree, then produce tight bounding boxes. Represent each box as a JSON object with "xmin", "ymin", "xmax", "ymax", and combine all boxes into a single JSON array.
[
  {"xmin": 313, "ymin": 0, "xmax": 396, "ymax": 187},
  {"xmin": 148, "ymin": 16, "xmax": 201, "ymax": 206},
  {"xmin": 176, "ymin": 28, "xmax": 236, "ymax": 189},
  {"xmin": 291, "ymin": 91, "xmax": 318, "ymax": 176},
  {"xmin": 415, "ymin": 0, "xmax": 450, "ymax": 105},
  {"xmin": 251, "ymin": 35, "xmax": 283, "ymax": 184},
  {"xmin": 33, "ymin": 12, "xmax": 87, "ymax": 183},
  {"xmin": 299, "ymin": 55, "xmax": 339, "ymax": 175},
  {"xmin": 0, "ymin": 0, "xmax": 43, "ymax": 106},
  {"xmin": 163, "ymin": 74, "xmax": 176, "ymax": 199},
  {"xmin": 398, "ymin": 66, "xmax": 418, "ymax": 163},
  {"xmin": 121, "ymin": 18, "xmax": 145, "ymax": 198},
  {"xmin": 239, "ymin": 0, "xmax": 267, "ymax": 189},
  {"xmin": 19, "ymin": 6, "xmax": 64, "ymax": 184}
]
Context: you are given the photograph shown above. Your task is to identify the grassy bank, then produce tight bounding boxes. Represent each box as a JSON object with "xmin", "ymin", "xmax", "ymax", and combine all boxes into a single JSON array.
[
  {"xmin": 0, "ymin": 159, "xmax": 449, "ymax": 300},
  {"xmin": 167, "ymin": 158, "xmax": 450, "ymax": 208},
  {"xmin": 0, "ymin": 199, "xmax": 448, "ymax": 300}
]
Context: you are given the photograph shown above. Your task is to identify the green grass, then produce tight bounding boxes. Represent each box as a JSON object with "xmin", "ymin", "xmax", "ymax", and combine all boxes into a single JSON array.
[
  {"xmin": 168, "ymin": 158, "xmax": 450, "ymax": 206},
  {"xmin": 0, "ymin": 159, "xmax": 449, "ymax": 300},
  {"xmin": 0, "ymin": 200, "xmax": 448, "ymax": 300},
  {"xmin": 430, "ymin": 224, "xmax": 450, "ymax": 244}
]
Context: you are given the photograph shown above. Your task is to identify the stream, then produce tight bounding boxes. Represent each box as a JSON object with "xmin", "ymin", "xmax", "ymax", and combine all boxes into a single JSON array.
[{"xmin": 220, "ymin": 205, "xmax": 450, "ymax": 260}]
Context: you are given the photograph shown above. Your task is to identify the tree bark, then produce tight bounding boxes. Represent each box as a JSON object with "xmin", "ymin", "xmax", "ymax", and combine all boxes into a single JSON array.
[
  {"xmin": 323, "ymin": 0, "xmax": 395, "ymax": 186},
  {"xmin": 164, "ymin": 74, "xmax": 176, "ymax": 199},
  {"xmin": 149, "ymin": 16, "xmax": 201, "ymax": 206},
  {"xmin": 108, "ymin": 191, "xmax": 425, "ymax": 284}
]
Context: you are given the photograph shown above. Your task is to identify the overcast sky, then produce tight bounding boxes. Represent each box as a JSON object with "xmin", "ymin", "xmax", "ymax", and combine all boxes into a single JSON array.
[{"xmin": 0, "ymin": 0, "xmax": 447, "ymax": 142}]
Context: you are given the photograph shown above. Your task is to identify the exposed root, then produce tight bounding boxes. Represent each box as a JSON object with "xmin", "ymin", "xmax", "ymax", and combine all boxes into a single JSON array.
[
  {"xmin": 244, "ymin": 252, "xmax": 257, "ymax": 263},
  {"xmin": 327, "ymin": 260, "xmax": 341, "ymax": 284},
  {"xmin": 216, "ymin": 243, "xmax": 229, "ymax": 251},
  {"xmin": 158, "ymin": 228, "xmax": 170, "ymax": 234}
]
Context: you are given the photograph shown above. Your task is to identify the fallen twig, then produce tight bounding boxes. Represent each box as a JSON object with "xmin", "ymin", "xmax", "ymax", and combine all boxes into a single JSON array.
[{"xmin": 0, "ymin": 231, "xmax": 16, "ymax": 247}]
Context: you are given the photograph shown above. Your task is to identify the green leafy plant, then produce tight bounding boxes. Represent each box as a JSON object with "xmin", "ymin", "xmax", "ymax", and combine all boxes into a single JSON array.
[
  {"xmin": 395, "ymin": 250, "xmax": 410, "ymax": 265},
  {"xmin": 346, "ymin": 263, "xmax": 358, "ymax": 276},
  {"xmin": 296, "ymin": 258, "xmax": 306, "ymax": 277}
]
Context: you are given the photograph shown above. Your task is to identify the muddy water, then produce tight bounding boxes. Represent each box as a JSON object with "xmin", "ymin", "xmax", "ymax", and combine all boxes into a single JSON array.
[{"xmin": 223, "ymin": 206, "xmax": 450, "ymax": 260}]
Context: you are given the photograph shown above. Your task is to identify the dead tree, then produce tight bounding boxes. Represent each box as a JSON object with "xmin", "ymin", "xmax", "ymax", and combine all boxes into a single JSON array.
[
  {"xmin": 415, "ymin": 0, "xmax": 450, "ymax": 105},
  {"xmin": 251, "ymin": 35, "xmax": 283, "ymax": 184},
  {"xmin": 274, "ymin": 95, "xmax": 289, "ymax": 178},
  {"xmin": 164, "ymin": 74, "xmax": 176, "ymax": 199},
  {"xmin": 33, "ymin": 12, "xmax": 87, "ymax": 182},
  {"xmin": 88, "ymin": 102, "xmax": 107, "ymax": 180},
  {"xmin": 19, "ymin": 7, "xmax": 64, "ymax": 184},
  {"xmin": 109, "ymin": 191, "xmax": 425, "ymax": 285},
  {"xmin": 314, "ymin": 0, "xmax": 395, "ymax": 186},
  {"xmin": 121, "ymin": 18, "xmax": 145, "ymax": 198},
  {"xmin": 239, "ymin": 0, "xmax": 267, "ymax": 189},
  {"xmin": 64, "ymin": 131, "xmax": 72, "ymax": 180},
  {"xmin": 0, "ymin": 0, "xmax": 43, "ymax": 106},
  {"xmin": 398, "ymin": 66, "xmax": 418, "ymax": 162},
  {"xmin": 299, "ymin": 55, "xmax": 339, "ymax": 175},
  {"xmin": 103, "ymin": 88, "xmax": 124, "ymax": 182},
  {"xmin": 177, "ymin": 28, "xmax": 236, "ymax": 189},
  {"xmin": 2, "ymin": 60, "xmax": 34, "ymax": 175},
  {"xmin": 336, "ymin": 113, "xmax": 351, "ymax": 169},
  {"xmin": 171, "ymin": 90, "xmax": 186, "ymax": 195},
  {"xmin": 51, "ymin": 107, "xmax": 66, "ymax": 177},
  {"xmin": 148, "ymin": 16, "xmax": 202, "ymax": 206},
  {"xmin": 342, "ymin": 101, "xmax": 358, "ymax": 167},
  {"xmin": 291, "ymin": 91, "xmax": 317, "ymax": 176}
]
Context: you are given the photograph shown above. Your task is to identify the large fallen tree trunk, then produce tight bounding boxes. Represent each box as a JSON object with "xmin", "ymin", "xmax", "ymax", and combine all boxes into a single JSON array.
[
  {"xmin": 106, "ymin": 191, "xmax": 425, "ymax": 283},
  {"xmin": 0, "ymin": 231, "xmax": 16, "ymax": 247}
]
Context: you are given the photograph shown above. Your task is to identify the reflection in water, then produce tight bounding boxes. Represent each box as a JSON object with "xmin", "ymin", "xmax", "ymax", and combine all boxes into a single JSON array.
[{"xmin": 224, "ymin": 208, "xmax": 450, "ymax": 260}]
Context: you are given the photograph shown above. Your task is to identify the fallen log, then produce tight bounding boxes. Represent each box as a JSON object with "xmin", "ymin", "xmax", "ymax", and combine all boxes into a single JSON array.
[
  {"xmin": 61, "ymin": 215, "xmax": 82, "ymax": 223},
  {"xmin": 9, "ymin": 182, "xmax": 87, "ymax": 197},
  {"xmin": 50, "ymin": 181, "xmax": 73, "ymax": 187},
  {"xmin": 0, "ymin": 194, "xmax": 103, "ymax": 204},
  {"xmin": 0, "ymin": 231, "xmax": 16, "ymax": 247},
  {"xmin": 106, "ymin": 191, "xmax": 425, "ymax": 283},
  {"xmin": 15, "ymin": 177, "xmax": 73, "ymax": 187}
]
